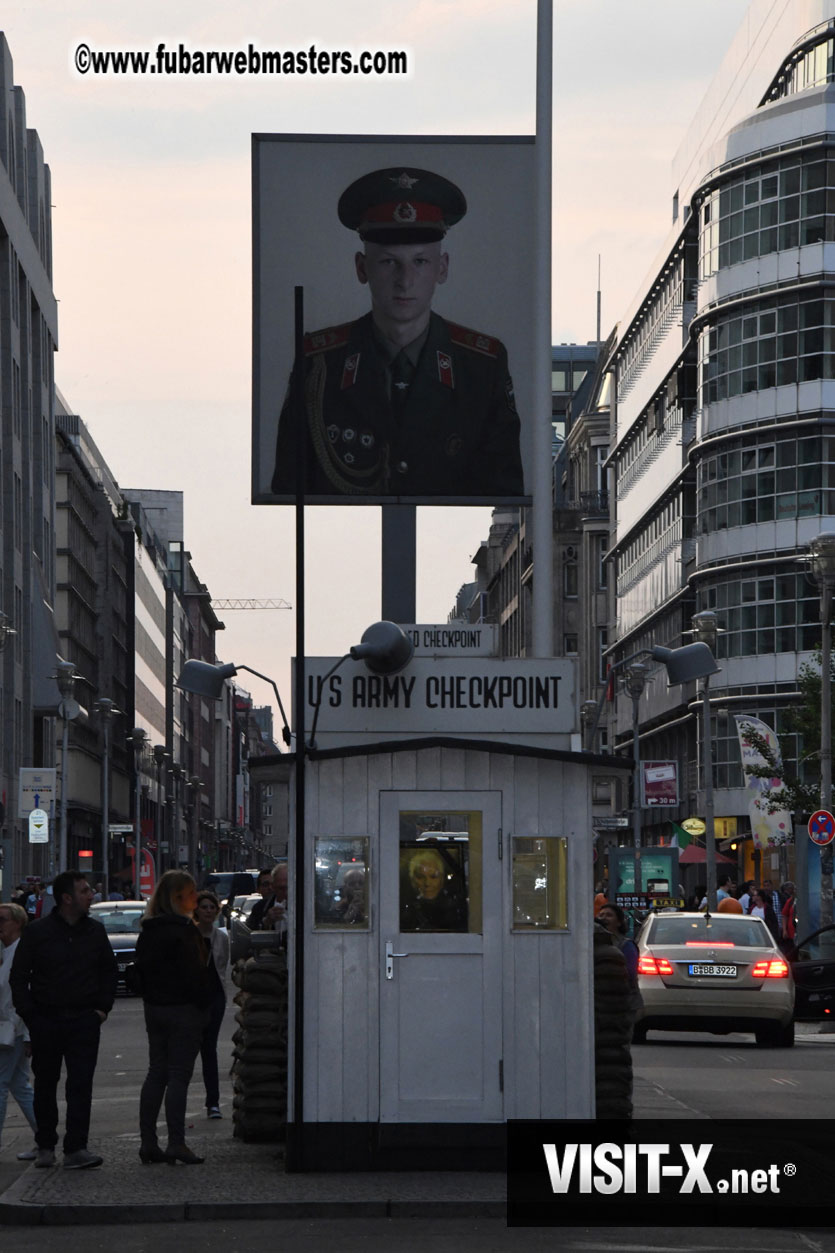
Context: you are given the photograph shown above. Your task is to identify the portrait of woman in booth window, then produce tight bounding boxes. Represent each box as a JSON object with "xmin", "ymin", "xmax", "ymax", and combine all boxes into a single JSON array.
[{"xmin": 399, "ymin": 846, "xmax": 468, "ymax": 933}]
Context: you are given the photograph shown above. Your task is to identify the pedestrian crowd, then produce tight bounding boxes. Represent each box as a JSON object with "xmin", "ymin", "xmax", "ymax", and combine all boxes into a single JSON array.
[{"xmin": 0, "ymin": 863, "xmax": 286, "ymax": 1171}]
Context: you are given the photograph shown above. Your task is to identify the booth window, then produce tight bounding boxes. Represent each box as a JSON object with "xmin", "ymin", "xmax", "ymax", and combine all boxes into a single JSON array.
[
  {"xmin": 511, "ymin": 836, "xmax": 568, "ymax": 930},
  {"xmin": 398, "ymin": 810, "xmax": 482, "ymax": 934},
  {"xmin": 313, "ymin": 837, "xmax": 370, "ymax": 929}
]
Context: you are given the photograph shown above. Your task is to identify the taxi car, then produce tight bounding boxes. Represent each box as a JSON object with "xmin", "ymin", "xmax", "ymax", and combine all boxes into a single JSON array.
[{"xmin": 633, "ymin": 911, "xmax": 795, "ymax": 1046}]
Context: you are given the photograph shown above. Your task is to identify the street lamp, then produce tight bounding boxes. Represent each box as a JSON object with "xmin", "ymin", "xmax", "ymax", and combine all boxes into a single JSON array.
[
  {"xmin": 307, "ymin": 620, "xmax": 415, "ymax": 748},
  {"xmin": 129, "ymin": 728, "xmax": 147, "ymax": 898},
  {"xmin": 93, "ymin": 698, "xmax": 122, "ymax": 898},
  {"xmin": 691, "ymin": 611, "xmax": 720, "ymax": 913},
  {"xmin": 56, "ymin": 660, "xmax": 81, "ymax": 874},
  {"xmin": 808, "ymin": 532, "xmax": 835, "ymax": 926},
  {"xmin": 176, "ymin": 659, "xmax": 291, "ymax": 746},
  {"xmin": 187, "ymin": 775, "xmax": 202, "ymax": 873},
  {"xmin": 580, "ymin": 700, "xmax": 598, "ymax": 753},
  {"xmin": 153, "ymin": 745, "xmax": 169, "ymax": 877},
  {"xmin": 0, "ymin": 611, "xmax": 16, "ymax": 651},
  {"xmin": 624, "ymin": 662, "xmax": 650, "ymax": 852}
]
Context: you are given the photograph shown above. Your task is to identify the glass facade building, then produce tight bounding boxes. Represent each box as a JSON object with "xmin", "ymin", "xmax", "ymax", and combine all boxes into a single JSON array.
[{"xmin": 606, "ymin": 6, "xmax": 835, "ymax": 855}]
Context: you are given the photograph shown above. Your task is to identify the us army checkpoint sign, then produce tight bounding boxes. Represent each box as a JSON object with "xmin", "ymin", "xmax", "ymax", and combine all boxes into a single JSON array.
[{"xmin": 302, "ymin": 656, "xmax": 577, "ymax": 750}]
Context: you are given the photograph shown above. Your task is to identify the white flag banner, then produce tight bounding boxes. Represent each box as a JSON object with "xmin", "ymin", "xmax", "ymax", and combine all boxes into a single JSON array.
[{"xmin": 734, "ymin": 715, "xmax": 793, "ymax": 849}]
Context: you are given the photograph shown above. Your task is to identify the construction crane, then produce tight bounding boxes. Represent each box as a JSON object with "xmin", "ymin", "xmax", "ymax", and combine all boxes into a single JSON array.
[{"xmin": 212, "ymin": 599, "xmax": 292, "ymax": 611}]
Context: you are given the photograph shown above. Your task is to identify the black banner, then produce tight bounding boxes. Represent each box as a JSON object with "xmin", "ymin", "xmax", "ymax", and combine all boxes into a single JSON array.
[{"xmin": 508, "ymin": 1119, "xmax": 835, "ymax": 1227}]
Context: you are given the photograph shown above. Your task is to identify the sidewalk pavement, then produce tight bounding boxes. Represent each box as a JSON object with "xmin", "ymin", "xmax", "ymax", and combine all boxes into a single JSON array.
[{"xmin": 0, "ymin": 1030, "xmax": 825, "ymax": 1226}]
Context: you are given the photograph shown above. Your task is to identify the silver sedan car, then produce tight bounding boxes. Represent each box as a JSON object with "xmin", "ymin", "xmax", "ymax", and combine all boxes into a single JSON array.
[{"xmin": 633, "ymin": 911, "xmax": 795, "ymax": 1047}]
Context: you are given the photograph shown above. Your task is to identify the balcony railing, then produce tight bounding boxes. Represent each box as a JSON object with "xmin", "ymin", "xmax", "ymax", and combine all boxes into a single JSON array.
[{"xmin": 578, "ymin": 490, "xmax": 609, "ymax": 516}]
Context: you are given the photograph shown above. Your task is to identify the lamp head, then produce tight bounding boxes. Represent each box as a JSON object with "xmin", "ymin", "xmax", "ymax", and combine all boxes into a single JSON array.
[
  {"xmin": 177, "ymin": 659, "xmax": 238, "ymax": 699},
  {"xmin": 652, "ymin": 641, "xmax": 720, "ymax": 685},
  {"xmin": 350, "ymin": 621, "xmax": 414, "ymax": 675}
]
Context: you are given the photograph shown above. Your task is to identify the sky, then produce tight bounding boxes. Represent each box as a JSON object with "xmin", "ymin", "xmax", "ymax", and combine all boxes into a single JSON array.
[{"xmin": 2, "ymin": 0, "xmax": 751, "ymax": 729}]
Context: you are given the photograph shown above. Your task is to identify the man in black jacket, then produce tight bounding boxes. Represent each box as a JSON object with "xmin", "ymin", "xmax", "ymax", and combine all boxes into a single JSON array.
[{"xmin": 10, "ymin": 869, "xmax": 117, "ymax": 1170}]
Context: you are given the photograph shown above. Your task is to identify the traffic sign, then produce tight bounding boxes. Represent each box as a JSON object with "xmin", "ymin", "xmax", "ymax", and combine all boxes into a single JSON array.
[
  {"xmin": 28, "ymin": 808, "xmax": 49, "ymax": 844},
  {"xmin": 808, "ymin": 810, "xmax": 835, "ymax": 846},
  {"xmin": 109, "ymin": 824, "xmax": 134, "ymax": 834},
  {"xmin": 593, "ymin": 816, "xmax": 629, "ymax": 829}
]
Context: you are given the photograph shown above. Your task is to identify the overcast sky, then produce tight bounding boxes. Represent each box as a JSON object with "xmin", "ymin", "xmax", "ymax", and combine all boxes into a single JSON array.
[{"xmin": 3, "ymin": 0, "xmax": 750, "ymax": 726}]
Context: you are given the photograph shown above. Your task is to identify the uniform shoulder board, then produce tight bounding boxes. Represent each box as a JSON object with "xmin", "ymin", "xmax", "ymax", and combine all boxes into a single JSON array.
[
  {"xmin": 447, "ymin": 322, "xmax": 501, "ymax": 358},
  {"xmin": 303, "ymin": 324, "xmax": 353, "ymax": 356}
]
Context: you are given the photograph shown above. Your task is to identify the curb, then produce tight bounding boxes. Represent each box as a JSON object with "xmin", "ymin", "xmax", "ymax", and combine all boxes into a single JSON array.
[{"xmin": 0, "ymin": 1198, "xmax": 507, "ymax": 1226}]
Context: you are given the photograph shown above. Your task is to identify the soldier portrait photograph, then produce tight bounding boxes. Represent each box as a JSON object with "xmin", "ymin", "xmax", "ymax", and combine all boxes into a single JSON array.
[{"xmin": 252, "ymin": 136, "xmax": 537, "ymax": 505}]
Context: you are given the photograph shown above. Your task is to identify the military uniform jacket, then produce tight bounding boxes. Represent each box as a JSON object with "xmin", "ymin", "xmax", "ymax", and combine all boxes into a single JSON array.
[{"xmin": 272, "ymin": 312, "xmax": 524, "ymax": 498}]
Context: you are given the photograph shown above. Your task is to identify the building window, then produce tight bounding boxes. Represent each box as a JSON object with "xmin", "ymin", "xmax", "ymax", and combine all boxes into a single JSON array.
[
  {"xmin": 511, "ymin": 836, "xmax": 568, "ymax": 930},
  {"xmin": 699, "ymin": 570, "xmax": 820, "ymax": 657},
  {"xmin": 563, "ymin": 554, "xmax": 578, "ymax": 598},
  {"xmin": 697, "ymin": 433, "xmax": 835, "ymax": 533},
  {"xmin": 597, "ymin": 627, "xmax": 609, "ymax": 683},
  {"xmin": 699, "ymin": 291, "xmax": 835, "ymax": 407},
  {"xmin": 596, "ymin": 535, "xmax": 608, "ymax": 589},
  {"xmin": 564, "ymin": 634, "xmax": 578, "ymax": 655},
  {"xmin": 698, "ymin": 152, "xmax": 835, "ymax": 281}
]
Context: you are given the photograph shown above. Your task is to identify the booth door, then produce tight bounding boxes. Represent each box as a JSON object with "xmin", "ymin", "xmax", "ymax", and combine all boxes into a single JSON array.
[{"xmin": 379, "ymin": 790, "xmax": 503, "ymax": 1124}]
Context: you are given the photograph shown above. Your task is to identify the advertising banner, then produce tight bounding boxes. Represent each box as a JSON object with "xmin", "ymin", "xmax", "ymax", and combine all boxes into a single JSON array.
[
  {"xmin": 734, "ymin": 716, "xmax": 792, "ymax": 849},
  {"xmin": 252, "ymin": 134, "xmax": 538, "ymax": 505}
]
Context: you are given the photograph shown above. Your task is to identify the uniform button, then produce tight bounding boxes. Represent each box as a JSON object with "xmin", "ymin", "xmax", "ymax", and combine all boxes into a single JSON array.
[{"xmin": 396, "ymin": 461, "xmax": 409, "ymax": 474}]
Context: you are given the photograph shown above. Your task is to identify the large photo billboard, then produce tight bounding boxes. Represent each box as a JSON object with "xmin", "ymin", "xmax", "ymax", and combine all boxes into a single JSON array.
[{"xmin": 252, "ymin": 134, "xmax": 537, "ymax": 505}]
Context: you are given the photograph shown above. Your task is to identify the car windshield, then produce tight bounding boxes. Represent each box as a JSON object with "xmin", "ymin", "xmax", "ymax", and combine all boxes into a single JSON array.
[
  {"xmin": 650, "ymin": 916, "xmax": 770, "ymax": 947},
  {"xmin": 99, "ymin": 911, "xmax": 144, "ymax": 934}
]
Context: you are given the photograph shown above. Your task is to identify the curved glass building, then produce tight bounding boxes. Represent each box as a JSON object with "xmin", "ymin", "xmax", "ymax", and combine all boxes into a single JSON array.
[{"xmin": 607, "ymin": 4, "xmax": 835, "ymax": 870}]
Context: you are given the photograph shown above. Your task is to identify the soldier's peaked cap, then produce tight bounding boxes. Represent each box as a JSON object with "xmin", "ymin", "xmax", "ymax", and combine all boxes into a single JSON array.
[{"xmin": 338, "ymin": 167, "xmax": 466, "ymax": 243}]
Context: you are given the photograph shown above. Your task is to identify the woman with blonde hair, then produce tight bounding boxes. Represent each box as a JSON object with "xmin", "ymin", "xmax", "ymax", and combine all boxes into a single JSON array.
[{"xmin": 136, "ymin": 871, "xmax": 211, "ymax": 1165}]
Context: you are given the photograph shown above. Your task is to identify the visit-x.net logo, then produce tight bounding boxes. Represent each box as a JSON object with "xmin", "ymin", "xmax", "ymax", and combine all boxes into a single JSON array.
[{"xmin": 507, "ymin": 1120, "xmax": 835, "ymax": 1226}]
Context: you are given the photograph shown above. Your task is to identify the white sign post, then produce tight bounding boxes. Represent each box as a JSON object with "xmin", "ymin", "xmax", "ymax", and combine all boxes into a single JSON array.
[{"xmin": 28, "ymin": 808, "xmax": 49, "ymax": 844}]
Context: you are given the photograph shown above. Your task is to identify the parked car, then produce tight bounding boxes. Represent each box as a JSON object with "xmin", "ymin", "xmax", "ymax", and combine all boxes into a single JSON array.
[
  {"xmin": 788, "ymin": 924, "xmax": 835, "ymax": 1020},
  {"xmin": 633, "ymin": 910, "xmax": 795, "ymax": 1046},
  {"xmin": 90, "ymin": 901, "xmax": 146, "ymax": 991},
  {"xmin": 229, "ymin": 893, "xmax": 263, "ymax": 963},
  {"xmin": 204, "ymin": 871, "xmax": 256, "ymax": 903}
]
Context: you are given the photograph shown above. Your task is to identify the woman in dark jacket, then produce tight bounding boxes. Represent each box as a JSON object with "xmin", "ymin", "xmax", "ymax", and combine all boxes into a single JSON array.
[{"xmin": 136, "ymin": 870, "xmax": 211, "ymax": 1165}]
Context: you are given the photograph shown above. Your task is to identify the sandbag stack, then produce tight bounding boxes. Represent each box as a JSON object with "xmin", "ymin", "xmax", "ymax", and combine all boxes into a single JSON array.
[{"xmin": 230, "ymin": 950, "xmax": 288, "ymax": 1142}]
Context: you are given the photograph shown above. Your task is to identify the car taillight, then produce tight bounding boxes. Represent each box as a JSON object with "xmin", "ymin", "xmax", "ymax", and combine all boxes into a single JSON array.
[
  {"xmin": 638, "ymin": 954, "xmax": 674, "ymax": 976},
  {"xmin": 750, "ymin": 958, "xmax": 789, "ymax": 979}
]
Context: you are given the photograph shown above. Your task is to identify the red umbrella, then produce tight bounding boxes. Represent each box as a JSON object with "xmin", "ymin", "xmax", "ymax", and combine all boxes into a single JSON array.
[{"xmin": 678, "ymin": 844, "xmax": 736, "ymax": 865}]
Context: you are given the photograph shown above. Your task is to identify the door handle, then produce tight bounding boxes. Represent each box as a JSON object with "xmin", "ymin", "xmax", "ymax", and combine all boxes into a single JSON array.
[{"xmin": 385, "ymin": 940, "xmax": 407, "ymax": 980}]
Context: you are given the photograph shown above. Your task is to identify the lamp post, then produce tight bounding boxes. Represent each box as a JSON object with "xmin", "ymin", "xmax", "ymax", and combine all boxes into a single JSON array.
[
  {"xmin": 624, "ymin": 663, "xmax": 650, "ymax": 852},
  {"xmin": 692, "ymin": 611, "xmax": 719, "ymax": 913},
  {"xmin": 129, "ymin": 728, "xmax": 147, "ymax": 899},
  {"xmin": 93, "ymin": 699, "xmax": 120, "ymax": 899},
  {"xmin": 580, "ymin": 699, "xmax": 598, "ymax": 753},
  {"xmin": 153, "ymin": 745, "xmax": 169, "ymax": 877},
  {"xmin": 809, "ymin": 532, "xmax": 835, "ymax": 927},
  {"xmin": 55, "ymin": 660, "xmax": 79, "ymax": 874},
  {"xmin": 170, "ymin": 763, "xmax": 184, "ymax": 869}
]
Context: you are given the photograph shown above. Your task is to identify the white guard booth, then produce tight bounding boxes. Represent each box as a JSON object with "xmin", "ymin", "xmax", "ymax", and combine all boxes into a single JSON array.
[{"xmin": 289, "ymin": 634, "xmax": 627, "ymax": 1170}]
